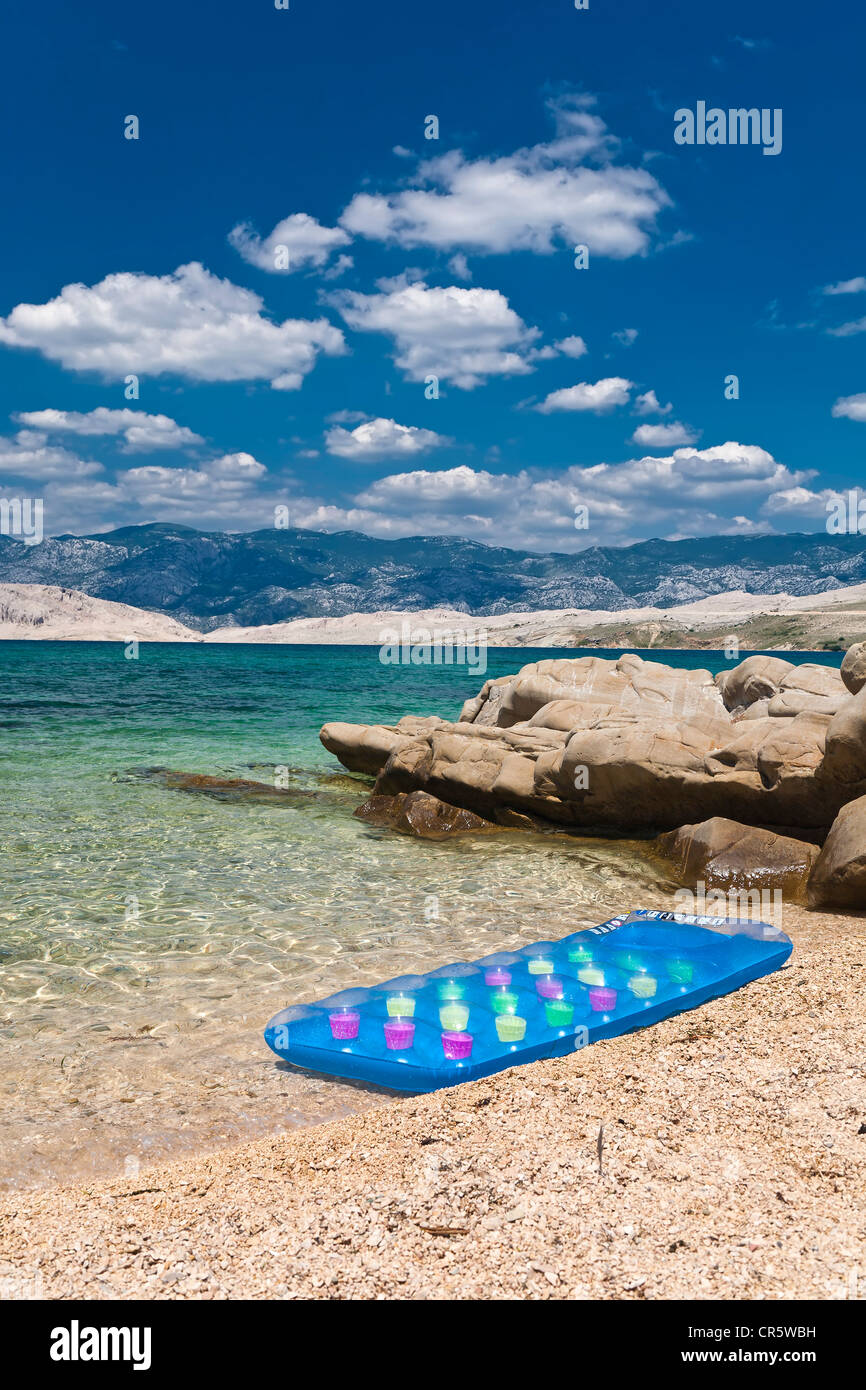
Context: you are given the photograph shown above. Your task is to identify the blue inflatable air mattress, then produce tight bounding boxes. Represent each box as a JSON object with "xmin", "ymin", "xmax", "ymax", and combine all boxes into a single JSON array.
[{"xmin": 264, "ymin": 910, "xmax": 792, "ymax": 1092}]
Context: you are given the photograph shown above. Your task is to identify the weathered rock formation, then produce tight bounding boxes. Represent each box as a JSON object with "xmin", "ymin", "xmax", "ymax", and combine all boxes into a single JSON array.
[
  {"xmin": 840, "ymin": 641, "xmax": 866, "ymax": 695},
  {"xmin": 656, "ymin": 817, "xmax": 819, "ymax": 900},
  {"xmin": 807, "ymin": 795, "xmax": 866, "ymax": 908},
  {"xmin": 321, "ymin": 652, "xmax": 858, "ymax": 835}
]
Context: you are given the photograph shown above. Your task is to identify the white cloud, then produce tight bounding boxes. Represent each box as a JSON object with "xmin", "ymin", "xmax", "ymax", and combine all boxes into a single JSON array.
[
  {"xmin": 554, "ymin": 335, "xmax": 588, "ymax": 358},
  {"xmin": 827, "ymin": 317, "xmax": 866, "ymax": 337},
  {"xmin": 612, "ymin": 327, "xmax": 638, "ymax": 346},
  {"xmin": 339, "ymin": 94, "xmax": 671, "ymax": 259},
  {"xmin": 285, "ymin": 441, "xmax": 811, "ymax": 551},
  {"xmin": 823, "ymin": 277, "xmax": 866, "ymax": 295},
  {"xmin": 228, "ymin": 213, "xmax": 351, "ymax": 273},
  {"xmin": 0, "ymin": 262, "xmax": 345, "ymax": 390},
  {"xmin": 631, "ymin": 420, "xmax": 698, "ymax": 447},
  {"xmin": 633, "ymin": 389, "xmax": 672, "ymax": 416},
  {"xmin": 203, "ymin": 451, "xmax": 267, "ymax": 481},
  {"xmin": 448, "ymin": 253, "xmax": 472, "ymax": 281},
  {"xmin": 330, "ymin": 278, "xmax": 539, "ymax": 388},
  {"xmin": 320, "ymin": 254, "xmax": 354, "ymax": 281},
  {"xmin": 761, "ymin": 486, "xmax": 839, "ymax": 522},
  {"xmin": 14, "ymin": 407, "xmax": 203, "ymax": 453},
  {"xmin": 31, "ymin": 448, "xmax": 274, "ymax": 536},
  {"xmin": 325, "ymin": 409, "xmax": 368, "ymax": 425},
  {"xmin": 118, "ymin": 451, "xmax": 266, "ymax": 501},
  {"xmin": 535, "ymin": 377, "xmax": 632, "ymax": 413},
  {"xmin": 325, "ymin": 416, "xmax": 451, "ymax": 461},
  {"xmin": 0, "ymin": 430, "xmax": 102, "ymax": 480},
  {"xmin": 832, "ymin": 393, "xmax": 866, "ymax": 422}
]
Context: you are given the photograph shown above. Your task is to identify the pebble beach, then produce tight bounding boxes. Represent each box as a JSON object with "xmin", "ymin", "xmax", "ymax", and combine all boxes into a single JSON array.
[{"xmin": 3, "ymin": 902, "xmax": 862, "ymax": 1301}]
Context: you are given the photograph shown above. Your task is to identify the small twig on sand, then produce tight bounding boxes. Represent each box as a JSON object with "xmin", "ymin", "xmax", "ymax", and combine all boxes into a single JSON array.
[{"xmin": 597, "ymin": 1123, "xmax": 604, "ymax": 1177}]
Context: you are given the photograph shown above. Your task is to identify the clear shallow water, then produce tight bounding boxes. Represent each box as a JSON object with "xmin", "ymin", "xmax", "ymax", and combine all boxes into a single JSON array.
[{"xmin": 0, "ymin": 642, "xmax": 842, "ymax": 1188}]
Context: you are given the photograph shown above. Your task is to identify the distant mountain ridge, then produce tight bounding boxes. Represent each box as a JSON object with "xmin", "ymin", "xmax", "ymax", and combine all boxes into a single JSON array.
[{"xmin": 0, "ymin": 523, "xmax": 864, "ymax": 632}]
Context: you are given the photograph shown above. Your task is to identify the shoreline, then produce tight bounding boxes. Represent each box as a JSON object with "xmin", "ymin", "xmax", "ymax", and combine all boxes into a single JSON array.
[
  {"xmin": 1, "ymin": 581, "xmax": 864, "ymax": 650},
  {"xmin": 2, "ymin": 900, "xmax": 862, "ymax": 1300}
]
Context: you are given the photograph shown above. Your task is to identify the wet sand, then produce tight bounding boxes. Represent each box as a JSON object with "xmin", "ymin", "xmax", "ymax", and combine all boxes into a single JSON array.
[{"xmin": 1, "ymin": 904, "xmax": 863, "ymax": 1301}]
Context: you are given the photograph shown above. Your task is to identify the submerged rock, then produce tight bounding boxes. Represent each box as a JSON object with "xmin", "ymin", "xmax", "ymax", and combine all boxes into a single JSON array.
[
  {"xmin": 354, "ymin": 789, "xmax": 498, "ymax": 838},
  {"xmin": 126, "ymin": 768, "xmax": 315, "ymax": 804}
]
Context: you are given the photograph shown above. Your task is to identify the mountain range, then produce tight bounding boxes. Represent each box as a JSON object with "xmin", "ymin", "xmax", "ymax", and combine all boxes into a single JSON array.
[{"xmin": 1, "ymin": 524, "xmax": 865, "ymax": 632}]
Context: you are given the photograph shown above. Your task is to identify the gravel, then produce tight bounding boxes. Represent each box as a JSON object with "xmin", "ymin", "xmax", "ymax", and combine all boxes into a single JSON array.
[{"xmin": 1, "ymin": 904, "xmax": 863, "ymax": 1301}]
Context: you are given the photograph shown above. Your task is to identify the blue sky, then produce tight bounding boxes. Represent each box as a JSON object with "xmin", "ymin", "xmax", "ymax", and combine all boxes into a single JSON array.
[{"xmin": 0, "ymin": 0, "xmax": 863, "ymax": 552}]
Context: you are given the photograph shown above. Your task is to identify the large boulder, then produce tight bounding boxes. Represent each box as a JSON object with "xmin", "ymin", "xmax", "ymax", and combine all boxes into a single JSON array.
[
  {"xmin": 320, "ymin": 715, "xmax": 446, "ymax": 775},
  {"xmin": 464, "ymin": 654, "xmax": 727, "ymax": 733},
  {"xmin": 657, "ymin": 816, "xmax": 818, "ymax": 898},
  {"xmin": 819, "ymin": 687, "xmax": 866, "ymax": 785},
  {"xmin": 807, "ymin": 796, "xmax": 866, "ymax": 908},
  {"xmin": 840, "ymin": 642, "xmax": 866, "ymax": 695},
  {"xmin": 716, "ymin": 655, "xmax": 793, "ymax": 712},
  {"xmin": 766, "ymin": 663, "xmax": 848, "ymax": 718},
  {"xmin": 321, "ymin": 651, "xmax": 855, "ymax": 835}
]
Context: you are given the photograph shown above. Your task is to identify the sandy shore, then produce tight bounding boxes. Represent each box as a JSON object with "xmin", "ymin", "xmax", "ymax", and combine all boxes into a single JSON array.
[{"xmin": 1, "ymin": 903, "xmax": 862, "ymax": 1301}]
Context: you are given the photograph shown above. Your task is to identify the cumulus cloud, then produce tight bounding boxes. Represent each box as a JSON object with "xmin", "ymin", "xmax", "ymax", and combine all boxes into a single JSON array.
[
  {"xmin": 329, "ymin": 278, "xmax": 539, "ymax": 388},
  {"xmin": 39, "ymin": 450, "xmax": 273, "ymax": 536},
  {"xmin": 287, "ymin": 441, "xmax": 814, "ymax": 551},
  {"xmin": 760, "ymin": 486, "xmax": 840, "ymax": 523},
  {"xmin": 0, "ymin": 262, "xmax": 345, "ymax": 390},
  {"xmin": 113, "ymin": 451, "xmax": 266, "ymax": 503},
  {"xmin": 633, "ymin": 389, "xmax": 672, "ymax": 416},
  {"xmin": 339, "ymin": 93, "xmax": 671, "ymax": 259},
  {"xmin": 31, "ymin": 438, "xmax": 822, "ymax": 550},
  {"xmin": 14, "ymin": 407, "xmax": 203, "ymax": 453},
  {"xmin": 554, "ymin": 335, "xmax": 588, "ymax": 358},
  {"xmin": 631, "ymin": 420, "xmax": 698, "ymax": 447},
  {"xmin": 832, "ymin": 393, "xmax": 866, "ymax": 422},
  {"xmin": 535, "ymin": 377, "xmax": 632, "ymax": 413},
  {"xmin": 612, "ymin": 327, "xmax": 638, "ymax": 347},
  {"xmin": 228, "ymin": 213, "xmax": 351, "ymax": 273},
  {"xmin": 0, "ymin": 430, "xmax": 102, "ymax": 480},
  {"xmin": 324, "ymin": 416, "xmax": 451, "ymax": 461}
]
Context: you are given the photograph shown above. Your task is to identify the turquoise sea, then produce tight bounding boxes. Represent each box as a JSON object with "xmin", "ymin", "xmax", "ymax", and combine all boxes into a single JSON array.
[{"xmin": 0, "ymin": 642, "xmax": 842, "ymax": 1188}]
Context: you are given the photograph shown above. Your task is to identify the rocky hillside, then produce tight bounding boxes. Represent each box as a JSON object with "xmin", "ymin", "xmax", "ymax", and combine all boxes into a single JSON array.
[
  {"xmin": 0, "ymin": 584, "xmax": 200, "ymax": 642},
  {"xmin": 1, "ymin": 523, "xmax": 865, "ymax": 631}
]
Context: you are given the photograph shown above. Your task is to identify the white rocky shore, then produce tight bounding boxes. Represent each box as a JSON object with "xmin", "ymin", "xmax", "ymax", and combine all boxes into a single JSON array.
[
  {"xmin": 0, "ymin": 584, "xmax": 199, "ymax": 642},
  {"xmin": 2, "ymin": 580, "xmax": 866, "ymax": 645}
]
